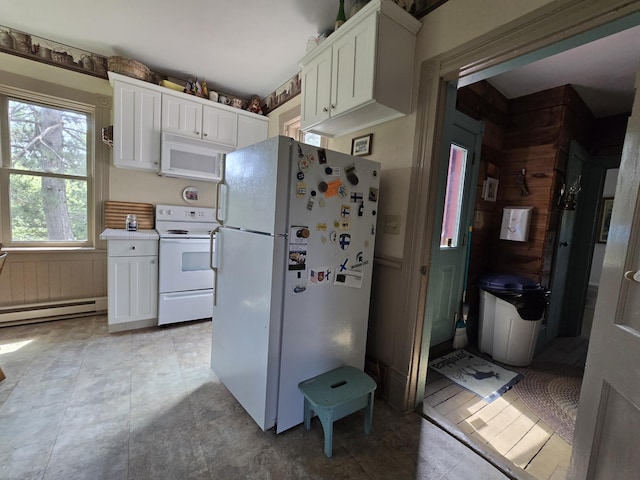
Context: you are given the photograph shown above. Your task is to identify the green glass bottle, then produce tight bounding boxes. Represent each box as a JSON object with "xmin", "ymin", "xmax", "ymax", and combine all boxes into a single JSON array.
[{"xmin": 335, "ymin": 0, "xmax": 346, "ymax": 31}]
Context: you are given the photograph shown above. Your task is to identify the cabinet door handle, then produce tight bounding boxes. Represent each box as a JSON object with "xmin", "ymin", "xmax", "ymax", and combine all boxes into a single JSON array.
[
  {"xmin": 195, "ymin": 131, "xmax": 200, "ymax": 135},
  {"xmin": 323, "ymin": 107, "xmax": 329, "ymax": 112},
  {"xmin": 331, "ymin": 104, "xmax": 336, "ymax": 109},
  {"xmin": 131, "ymin": 246, "xmax": 136, "ymax": 250},
  {"xmin": 203, "ymin": 133, "xmax": 208, "ymax": 136}
]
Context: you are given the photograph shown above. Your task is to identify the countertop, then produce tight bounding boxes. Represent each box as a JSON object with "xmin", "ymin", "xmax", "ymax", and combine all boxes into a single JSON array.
[{"xmin": 100, "ymin": 229, "xmax": 159, "ymax": 240}]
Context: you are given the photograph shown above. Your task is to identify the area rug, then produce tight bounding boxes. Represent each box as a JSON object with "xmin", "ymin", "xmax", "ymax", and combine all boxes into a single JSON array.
[
  {"xmin": 512, "ymin": 362, "xmax": 583, "ymax": 445},
  {"xmin": 429, "ymin": 350, "xmax": 523, "ymax": 403}
]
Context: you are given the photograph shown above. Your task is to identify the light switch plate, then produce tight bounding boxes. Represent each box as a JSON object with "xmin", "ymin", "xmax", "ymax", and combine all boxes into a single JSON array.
[{"xmin": 383, "ymin": 215, "xmax": 401, "ymax": 234}]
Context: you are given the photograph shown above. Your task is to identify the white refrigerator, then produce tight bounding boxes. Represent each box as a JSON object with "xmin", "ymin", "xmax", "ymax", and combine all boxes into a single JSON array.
[{"xmin": 210, "ymin": 136, "xmax": 381, "ymax": 433}]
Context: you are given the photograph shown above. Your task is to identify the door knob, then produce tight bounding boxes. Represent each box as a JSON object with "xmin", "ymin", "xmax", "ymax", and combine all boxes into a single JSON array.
[
  {"xmin": 560, "ymin": 242, "xmax": 569, "ymax": 247},
  {"xmin": 624, "ymin": 270, "xmax": 640, "ymax": 283}
]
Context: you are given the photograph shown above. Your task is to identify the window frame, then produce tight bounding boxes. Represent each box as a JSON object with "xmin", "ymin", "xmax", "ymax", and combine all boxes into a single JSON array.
[
  {"xmin": 0, "ymin": 82, "xmax": 101, "ymax": 250},
  {"xmin": 279, "ymin": 104, "xmax": 327, "ymax": 147}
]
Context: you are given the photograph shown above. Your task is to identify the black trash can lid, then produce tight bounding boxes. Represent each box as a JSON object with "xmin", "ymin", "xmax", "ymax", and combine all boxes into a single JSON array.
[{"xmin": 478, "ymin": 273, "xmax": 545, "ymax": 293}]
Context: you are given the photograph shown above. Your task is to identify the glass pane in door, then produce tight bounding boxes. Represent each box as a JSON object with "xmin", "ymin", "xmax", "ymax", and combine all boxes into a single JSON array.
[{"xmin": 440, "ymin": 144, "xmax": 468, "ymax": 248}]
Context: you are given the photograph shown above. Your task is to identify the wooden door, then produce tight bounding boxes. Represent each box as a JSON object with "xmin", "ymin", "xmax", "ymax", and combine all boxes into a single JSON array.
[
  {"xmin": 545, "ymin": 141, "xmax": 588, "ymax": 341},
  {"xmin": 570, "ymin": 65, "xmax": 640, "ymax": 479},
  {"xmin": 426, "ymin": 85, "xmax": 483, "ymax": 347}
]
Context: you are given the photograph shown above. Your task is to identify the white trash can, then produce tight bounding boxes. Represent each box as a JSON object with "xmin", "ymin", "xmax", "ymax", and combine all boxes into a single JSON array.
[{"xmin": 478, "ymin": 274, "xmax": 548, "ymax": 367}]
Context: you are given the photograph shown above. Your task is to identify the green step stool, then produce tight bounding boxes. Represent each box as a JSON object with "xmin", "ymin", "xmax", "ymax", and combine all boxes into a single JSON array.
[{"xmin": 298, "ymin": 366, "xmax": 377, "ymax": 458}]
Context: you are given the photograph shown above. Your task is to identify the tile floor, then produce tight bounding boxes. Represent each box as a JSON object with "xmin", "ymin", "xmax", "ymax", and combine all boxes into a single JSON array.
[{"xmin": 0, "ymin": 315, "xmax": 510, "ymax": 479}]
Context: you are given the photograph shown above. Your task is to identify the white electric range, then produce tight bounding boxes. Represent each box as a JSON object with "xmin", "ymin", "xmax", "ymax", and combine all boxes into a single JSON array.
[{"xmin": 156, "ymin": 204, "xmax": 218, "ymax": 325}]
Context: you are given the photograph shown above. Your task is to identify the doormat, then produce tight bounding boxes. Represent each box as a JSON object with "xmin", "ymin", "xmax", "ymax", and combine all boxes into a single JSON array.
[{"xmin": 429, "ymin": 350, "xmax": 523, "ymax": 403}]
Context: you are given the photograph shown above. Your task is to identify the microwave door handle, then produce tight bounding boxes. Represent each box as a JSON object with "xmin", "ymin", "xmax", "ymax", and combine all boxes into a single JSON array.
[
  {"xmin": 209, "ymin": 226, "xmax": 220, "ymax": 306},
  {"xmin": 215, "ymin": 154, "xmax": 226, "ymax": 224}
]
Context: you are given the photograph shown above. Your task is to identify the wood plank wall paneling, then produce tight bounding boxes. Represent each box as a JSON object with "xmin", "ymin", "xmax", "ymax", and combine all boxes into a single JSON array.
[
  {"xmin": 457, "ymin": 82, "xmax": 597, "ymax": 299},
  {"xmin": 0, "ymin": 252, "xmax": 107, "ymax": 307}
]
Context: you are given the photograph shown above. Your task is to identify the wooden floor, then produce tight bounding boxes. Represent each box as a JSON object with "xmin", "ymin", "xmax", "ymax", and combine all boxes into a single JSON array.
[{"xmin": 423, "ymin": 337, "xmax": 588, "ymax": 480}]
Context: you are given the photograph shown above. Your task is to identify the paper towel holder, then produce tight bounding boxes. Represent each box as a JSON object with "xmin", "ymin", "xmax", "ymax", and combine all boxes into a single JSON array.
[{"xmin": 500, "ymin": 206, "xmax": 533, "ymax": 242}]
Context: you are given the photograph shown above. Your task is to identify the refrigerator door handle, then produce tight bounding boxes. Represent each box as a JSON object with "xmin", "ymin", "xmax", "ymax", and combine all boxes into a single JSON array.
[
  {"xmin": 215, "ymin": 154, "xmax": 227, "ymax": 224},
  {"xmin": 209, "ymin": 225, "xmax": 221, "ymax": 306}
]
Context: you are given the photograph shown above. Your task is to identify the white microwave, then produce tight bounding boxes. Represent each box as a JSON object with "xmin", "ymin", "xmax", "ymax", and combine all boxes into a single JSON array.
[{"xmin": 160, "ymin": 132, "xmax": 233, "ymax": 182}]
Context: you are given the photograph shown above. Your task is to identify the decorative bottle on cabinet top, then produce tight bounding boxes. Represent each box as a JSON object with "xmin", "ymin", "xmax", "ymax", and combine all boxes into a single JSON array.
[{"xmin": 335, "ymin": 0, "xmax": 346, "ymax": 30}]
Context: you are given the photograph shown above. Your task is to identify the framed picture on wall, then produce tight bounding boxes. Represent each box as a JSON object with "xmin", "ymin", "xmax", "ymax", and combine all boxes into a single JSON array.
[
  {"xmin": 351, "ymin": 134, "xmax": 372, "ymax": 156},
  {"xmin": 482, "ymin": 177, "xmax": 499, "ymax": 202},
  {"xmin": 597, "ymin": 197, "xmax": 614, "ymax": 243}
]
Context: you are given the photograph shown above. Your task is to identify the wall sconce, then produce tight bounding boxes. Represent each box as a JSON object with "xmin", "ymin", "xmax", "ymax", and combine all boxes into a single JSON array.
[{"xmin": 562, "ymin": 174, "xmax": 582, "ymax": 210}]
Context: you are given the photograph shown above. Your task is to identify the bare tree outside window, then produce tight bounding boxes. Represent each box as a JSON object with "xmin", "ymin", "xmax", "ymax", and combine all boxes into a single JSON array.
[{"xmin": 7, "ymin": 99, "xmax": 88, "ymax": 243}]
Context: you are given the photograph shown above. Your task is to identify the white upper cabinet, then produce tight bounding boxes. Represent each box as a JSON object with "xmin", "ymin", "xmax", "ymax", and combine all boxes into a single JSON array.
[
  {"xmin": 202, "ymin": 104, "xmax": 238, "ymax": 146},
  {"xmin": 109, "ymin": 72, "xmax": 269, "ymax": 174},
  {"xmin": 300, "ymin": 48, "xmax": 333, "ymax": 128},
  {"xmin": 112, "ymin": 78, "xmax": 161, "ymax": 171},
  {"xmin": 237, "ymin": 115, "xmax": 269, "ymax": 149},
  {"xmin": 299, "ymin": 0, "xmax": 421, "ymax": 137},
  {"xmin": 162, "ymin": 94, "xmax": 238, "ymax": 146},
  {"xmin": 330, "ymin": 12, "xmax": 377, "ymax": 117},
  {"xmin": 162, "ymin": 94, "xmax": 203, "ymax": 139}
]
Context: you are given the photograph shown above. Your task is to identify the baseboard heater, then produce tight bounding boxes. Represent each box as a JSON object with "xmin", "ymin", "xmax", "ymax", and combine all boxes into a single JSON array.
[{"xmin": 0, "ymin": 297, "xmax": 108, "ymax": 327}]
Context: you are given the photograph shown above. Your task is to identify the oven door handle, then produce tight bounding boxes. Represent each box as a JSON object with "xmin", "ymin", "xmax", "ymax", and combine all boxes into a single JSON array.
[
  {"xmin": 160, "ymin": 238, "xmax": 209, "ymax": 245},
  {"xmin": 209, "ymin": 225, "xmax": 221, "ymax": 306},
  {"xmin": 215, "ymin": 154, "xmax": 226, "ymax": 224}
]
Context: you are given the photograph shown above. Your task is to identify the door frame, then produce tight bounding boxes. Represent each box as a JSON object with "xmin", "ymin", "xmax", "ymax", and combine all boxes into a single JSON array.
[{"xmin": 408, "ymin": 0, "xmax": 640, "ymax": 409}]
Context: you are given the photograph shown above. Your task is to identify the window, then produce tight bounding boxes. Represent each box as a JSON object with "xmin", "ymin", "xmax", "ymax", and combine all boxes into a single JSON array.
[
  {"xmin": 440, "ymin": 144, "xmax": 468, "ymax": 248},
  {"xmin": 1, "ymin": 94, "xmax": 93, "ymax": 247},
  {"xmin": 280, "ymin": 106, "xmax": 327, "ymax": 148},
  {"xmin": 302, "ymin": 132, "xmax": 323, "ymax": 147}
]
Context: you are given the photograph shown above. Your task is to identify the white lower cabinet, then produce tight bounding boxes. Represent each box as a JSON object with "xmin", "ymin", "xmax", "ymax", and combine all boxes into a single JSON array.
[{"xmin": 107, "ymin": 240, "xmax": 158, "ymax": 332}]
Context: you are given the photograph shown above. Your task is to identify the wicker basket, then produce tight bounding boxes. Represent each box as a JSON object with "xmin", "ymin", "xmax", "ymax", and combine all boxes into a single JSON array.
[{"xmin": 107, "ymin": 56, "xmax": 152, "ymax": 82}]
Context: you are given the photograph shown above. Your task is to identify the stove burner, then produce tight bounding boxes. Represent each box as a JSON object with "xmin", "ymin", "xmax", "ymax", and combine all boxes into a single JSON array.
[{"xmin": 167, "ymin": 229, "xmax": 189, "ymax": 235}]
